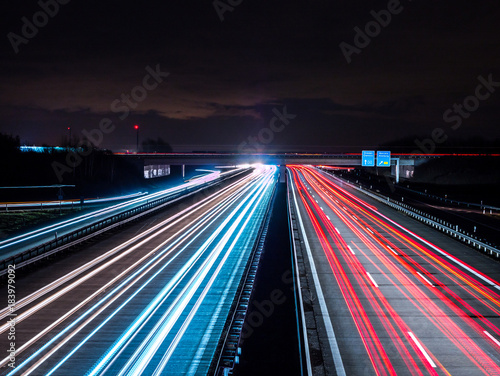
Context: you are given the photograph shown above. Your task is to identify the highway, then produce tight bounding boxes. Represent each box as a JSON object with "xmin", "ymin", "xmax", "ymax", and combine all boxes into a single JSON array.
[
  {"xmin": 0, "ymin": 165, "xmax": 277, "ymax": 376},
  {"xmin": 0, "ymin": 168, "xmax": 248, "ymax": 260},
  {"xmin": 288, "ymin": 166, "xmax": 500, "ymax": 376}
]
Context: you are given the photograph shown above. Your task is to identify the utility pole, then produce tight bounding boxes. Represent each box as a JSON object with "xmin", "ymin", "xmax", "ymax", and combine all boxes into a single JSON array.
[{"xmin": 134, "ymin": 125, "xmax": 139, "ymax": 152}]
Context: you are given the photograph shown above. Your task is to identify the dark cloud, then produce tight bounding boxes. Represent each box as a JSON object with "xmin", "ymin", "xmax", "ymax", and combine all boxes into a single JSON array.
[{"xmin": 1, "ymin": 0, "xmax": 500, "ymax": 151}]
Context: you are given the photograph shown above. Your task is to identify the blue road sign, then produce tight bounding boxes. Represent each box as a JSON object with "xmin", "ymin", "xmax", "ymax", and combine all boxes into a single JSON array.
[
  {"xmin": 362, "ymin": 150, "xmax": 375, "ymax": 166},
  {"xmin": 377, "ymin": 151, "xmax": 391, "ymax": 167}
]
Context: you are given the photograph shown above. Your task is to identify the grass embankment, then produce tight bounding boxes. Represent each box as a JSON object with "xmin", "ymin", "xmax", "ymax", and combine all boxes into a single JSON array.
[{"xmin": 0, "ymin": 209, "xmax": 81, "ymax": 240}]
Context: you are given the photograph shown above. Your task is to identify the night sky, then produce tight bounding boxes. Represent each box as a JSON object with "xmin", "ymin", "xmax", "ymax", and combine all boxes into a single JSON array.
[{"xmin": 2, "ymin": 0, "xmax": 500, "ymax": 152}]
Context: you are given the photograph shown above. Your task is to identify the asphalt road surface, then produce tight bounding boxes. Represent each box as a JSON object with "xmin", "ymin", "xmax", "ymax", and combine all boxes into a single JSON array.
[
  {"xmin": 289, "ymin": 165, "xmax": 500, "ymax": 376},
  {"xmin": 0, "ymin": 165, "xmax": 276, "ymax": 376}
]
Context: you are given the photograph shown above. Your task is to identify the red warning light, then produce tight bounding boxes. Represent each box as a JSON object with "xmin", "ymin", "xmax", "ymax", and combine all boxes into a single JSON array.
[{"xmin": 134, "ymin": 125, "xmax": 139, "ymax": 130}]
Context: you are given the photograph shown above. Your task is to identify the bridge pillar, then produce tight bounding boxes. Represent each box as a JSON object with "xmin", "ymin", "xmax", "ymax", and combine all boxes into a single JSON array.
[
  {"xmin": 279, "ymin": 165, "xmax": 286, "ymax": 183},
  {"xmin": 391, "ymin": 158, "xmax": 400, "ymax": 183},
  {"xmin": 391, "ymin": 158, "xmax": 415, "ymax": 181}
]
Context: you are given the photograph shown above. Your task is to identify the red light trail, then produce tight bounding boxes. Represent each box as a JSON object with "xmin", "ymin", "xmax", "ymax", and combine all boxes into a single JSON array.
[{"xmin": 289, "ymin": 165, "xmax": 500, "ymax": 375}]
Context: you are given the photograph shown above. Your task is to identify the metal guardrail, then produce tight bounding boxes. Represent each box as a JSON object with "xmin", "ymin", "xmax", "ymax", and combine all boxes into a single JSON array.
[
  {"xmin": 320, "ymin": 170, "xmax": 500, "ymax": 259},
  {"xmin": 1, "ymin": 192, "xmax": 148, "ymax": 212},
  {"xmin": 0, "ymin": 170, "xmax": 250, "ymax": 275},
  {"xmin": 397, "ymin": 185, "xmax": 499, "ymax": 212},
  {"xmin": 210, "ymin": 176, "xmax": 278, "ymax": 376}
]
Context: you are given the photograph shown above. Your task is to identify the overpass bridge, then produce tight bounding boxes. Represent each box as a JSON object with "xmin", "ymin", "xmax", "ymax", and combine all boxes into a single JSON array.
[
  {"xmin": 115, "ymin": 152, "xmax": 430, "ymax": 182},
  {"xmin": 115, "ymin": 152, "xmax": 429, "ymax": 166}
]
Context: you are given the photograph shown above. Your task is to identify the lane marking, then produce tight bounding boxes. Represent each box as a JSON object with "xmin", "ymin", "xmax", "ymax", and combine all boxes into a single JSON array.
[
  {"xmin": 290, "ymin": 175, "xmax": 346, "ymax": 376},
  {"xmin": 386, "ymin": 245, "xmax": 398, "ymax": 256},
  {"xmin": 347, "ymin": 245, "xmax": 355, "ymax": 255},
  {"xmin": 366, "ymin": 228, "xmax": 374, "ymax": 234},
  {"xmin": 408, "ymin": 332, "xmax": 437, "ymax": 368},
  {"xmin": 417, "ymin": 272, "xmax": 434, "ymax": 287},
  {"xmin": 328, "ymin": 176, "xmax": 500, "ymax": 292},
  {"xmin": 366, "ymin": 272, "xmax": 379, "ymax": 287},
  {"xmin": 484, "ymin": 331, "xmax": 500, "ymax": 348},
  {"xmin": 320, "ymin": 206, "xmax": 324, "ymax": 211},
  {"xmin": 326, "ymin": 215, "xmax": 331, "ymax": 221},
  {"xmin": 335, "ymin": 227, "xmax": 341, "ymax": 235}
]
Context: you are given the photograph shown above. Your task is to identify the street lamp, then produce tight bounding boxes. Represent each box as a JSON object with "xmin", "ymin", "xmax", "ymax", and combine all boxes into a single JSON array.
[
  {"xmin": 67, "ymin": 127, "xmax": 71, "ymax": 146},
  {"xmin": 134, "ymin": 125, "xmax": 139, "ymax": 152}
]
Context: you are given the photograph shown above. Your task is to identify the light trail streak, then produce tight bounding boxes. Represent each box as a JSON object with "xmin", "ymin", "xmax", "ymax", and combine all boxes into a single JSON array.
[
  {"xmin": 2, "ymin": 167, "xmax": 277, "ymax": 375},
  {"xmin": 151, "ymin": 182, "xmax": 269, "ymax": 376},
  {"xmin": 2, "ymin": 186, "xmax": 256, "ymax": 370},
  {"xmin": 333, "ymin": 191, "xmax": 500, "ymax": 341},
  {"xmin": 12, "ymin": 187, "xmax": 248, "ymax": 374},
  {"xmin": 321, "ymin": 169, "xmax": 500, "ymax": 292},
  {"xmin": 314, "ymin": 167, "xmax": 498, "ymax": 312},
  {"xmin": 290, "ymin": 167, "xmax": 397, "ymax": 376},
  {"xmin": 289, "ymin": 173, "xmax": 346, "ymax": 376},
  {"xmin": 185, "ymin": 245, "xmax": 244, "ymax": 375},
  {"xmin": 349, "ymin": 232, "xmax": 499, "ymax": 375},
  {"xmin": 104, "ymin": 172, "xmax": 273, "ymax": 376},
  {"xmin": 289, "ymin": 165, "xmax": 500, "ymax": 375},
  {"xmin": 0, "ymin": 168, "xmax": 240, "ymax": 252},
  {"xmin": 341, "ymin": 205, "xmax": 500, "ymax": 343},
  {"xmin": 0, "ymin": 170, "xmax": 256, "ymax": 332},
  {"xmin": 314, "ymin": 166, "xmax": 500, "ymax": 360},
  {"xmin": 311, "ymin": 167, "xmax": 500, "ymax": 309}
]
